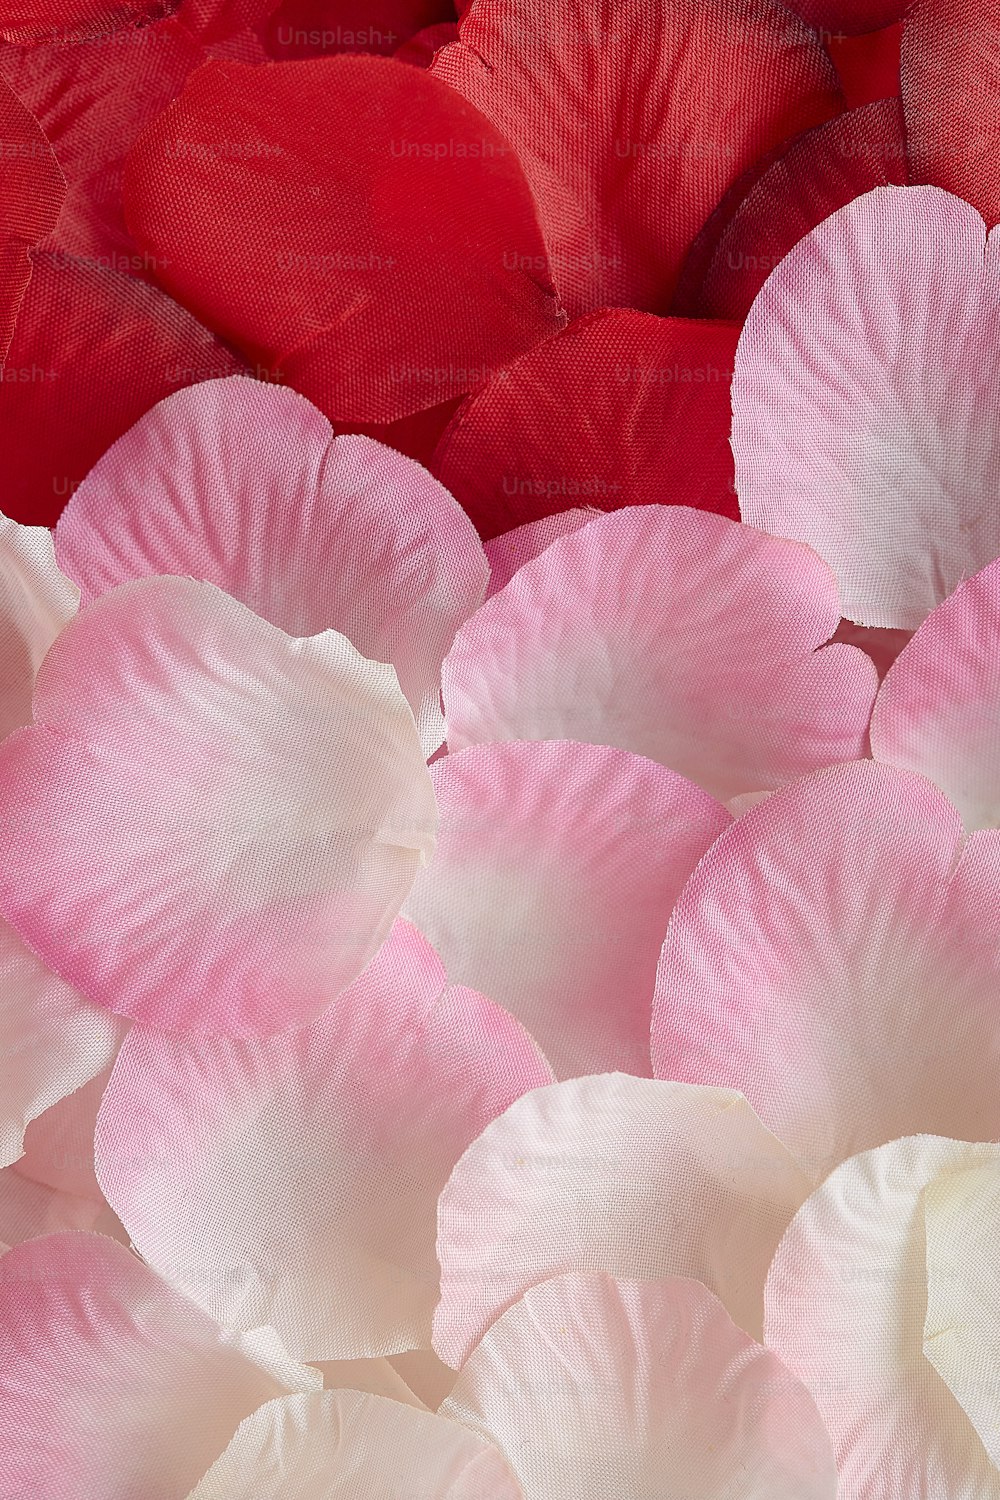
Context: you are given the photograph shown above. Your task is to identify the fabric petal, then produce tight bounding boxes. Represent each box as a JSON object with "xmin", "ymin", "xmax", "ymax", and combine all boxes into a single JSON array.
[
  {"xmin": 828, "ymin": 21, "xmax": 901, "ymax": 108},
  {"xmin": 97, "ymin": 920, "xmax": 553, "ymax": 1360},
  {"xmin": 653, "ymin": 761, "xmax": 1000, "ymax": 1178},
  {"xmin": 260, "ymin": 0, "xmax": 454, "ymax": 59},
  {"xmin": 186, "ymin": 1389, "xmax": 522, "ymax": 1499},
  {"xmin": 54, "ymin": 377, "xmax": 487, "ymax": 755},
  {"xmin": 394, "ymin": 19, "xmax": 457, "ymax": 65},
  {"xmin": 404, "ymin": 741, "xmax": 729, "ymax": 1078},
  {"xmin": 0, "ymin": 576, "xmax": 436, "ymax": 1036},
  {"xmin": 123, "ymin": 55, "xmax": 564, "ymax": 424},
  {"xmin": 307, "ymin": 1358, "xmax": 424, "ymax": 1407},
  {"xmin": 871, "ymin": 557, "xmax": 1000, "ymax": 829},
  {"xmin": 431, "ymin": 0, "xmax": 840, "ymax": 317},
  {"xmin": 0, "ymin": 514, "xmax": 77, "ymax": 741},
  {"xmin": 434, "ymin": 1073, "xmax": 810, "ymax": 1365},
  {"xmin": 0, "ymin": 1162, "xmax": 127, "ymax": 1244},
  {"xmin": 443, "ymin": 1273, "xmax": 837, "ymax": 1500},
  {"xmin": 732, "ymin": 185, "xmax": 1000, "ymax": 630},
  {"xmin": 431, "ymin": 311, "xmax": 739, "ymax": 540},
  {"xmin": 0, "ymin": 1231, "xmax": 316, "ymax": 1499},
  {"xmin": 484, "ymin": 510, "xmax": 597, "ymax": 597},
  {"xmin": 0, "ymin": 74, "xmax": 64, "ymax": 358},
  {"xmin": 443, "ymin": 506, "xmax": 877, "ymax": 803},
  {"xmin": 785, "ymin": 0, "xmax": 906, "ymax": 31},
  {"xmin": 765, "ymin": 1137, "xmax": 1000, "ymax": 1499}
]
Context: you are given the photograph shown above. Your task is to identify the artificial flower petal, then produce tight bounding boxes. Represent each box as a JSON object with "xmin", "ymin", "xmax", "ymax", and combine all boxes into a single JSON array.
[
  {"xmin": 732, "ymin": 185, "xmax": 1000, "ymax": 630},
  {"xmin": 434, "ymin": 1073, "xmax": 810, "ymax": 1365},
  {"xmin": 0, "ymin": 576, "xmax": 436, "ymax": 1036},
  {"xmin": 96, "ymin": 920, "xmax": 553, "ymax": 1360},
  {"xmin": 653, "ymin": 761, "xmax": 1000, "ymax": 1178},
  {"xmin": 431, "ymin": 311, "xmax": 740, "ymax": 540},
  {"xmin": 828, "ymin": 21, "xmax": 902, "ymax": 108},
  {"xmin": 394, "ymin": 19, "xmax": 457, "ymax": 65},
  {"xmin": 0, "ymin": 514, "xmax": 77, "ymax": 741},
  {"xmin": 123, "ymin": 55, "xmax": 563, "ymax": 423},
  {"xmin": 443, "ymin": 1273, "xmax": 837, "ymax": 1500},
  {"xmin": 0, "ymin": 252, "xmax": 244, "ymax": 527},
  {"xmin": 0, "ymin": 74, "xmax": 64, "ymax": 360},
  {"xmin": 484, "ymin": 510, "xmax": 596, "ymax": 597},
  {"xmin": 187, "ymin": 1389, "xmax": 522, "ymax": 1499},
  {"xmin": 404, "ymin": 741, "xmax": 729, "ymax": 1078},
  {"xmin": 443, "ymin": 506, "xmax": 877, "ymax": 803},
  {"xmin": 261, "ymin": 0, "xmax": 454, "ymax": 59},
  {"xmin": 0, "ymin": 1160, "xmax": 127, "ymax": 1243},
  {"xmin": 870, "ymin": 556, "xmax": 1000, "ymax": 829},
  {"xmin": 54, "ymin": 377, "xmax": 487, "ymax": 754},
  {"xmin": 431, "ymin": 0, "xmax": 840, "ymax": 316},
  {"xmin": 784, "ymin": 0, "xmax": 906, "ymax": 32},
  {"xmin": 0, "ymin": 1231, "xmax": 315, "ymax": 1499},
  {"xmin": 766, "ymin": 1136, "xmax": 1000, "ymax": 1499}
]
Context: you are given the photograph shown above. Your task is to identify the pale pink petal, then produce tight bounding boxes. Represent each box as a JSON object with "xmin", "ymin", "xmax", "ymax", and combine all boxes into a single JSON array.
[
  {"xmin": 733, "ymin": 185, "xmax": 1000, "ymax": 630},
  {"xmin": 830, "ymin": 618, "xmax": 913, "ymax": 679},
  {"xmin": 54, "ymin": 378, "xmax": 487, "ymax": 755},
  {"xmin": 434, "ymin": 1073, "xmax": 810, "ymax": 1367},
  {"xmin": 484, "ymin": 509, "xmax": 599, "ymax": 597},
  {"xmin": 0, "ymin": 918, "xmax": 122, "ymax": 1168},
  {"xmin": 653, "ymin": 761, "xmax": 1000, "ymax": 1178},
  {"xmin": 0, "ymin": 513, "xmax": 77, "ymax": 741},
  {"xmin": 186, "ymin": 1389, "xmax": 523, "ymax": 1500},
  {"xmin": 405, "ymin": 740, "xmax": 728, "ymax": 1078},
  {"xmin": 443, "ymin": 1273, "xmax": 837, "ymax": 1500},
  {"xmin": 766, "ymin": 1137, "xmax": 1000, "ymax": 1499},
  {"xmin": 0, "ymin": 576, "xmax": 437, "ymax": 1036},
  {"xmin": 443, "ymin": 506, "xmax": 877, "ymax": 803},
  {"xmin": 97, "ymin": 921, "xmax": 553, "ymax": 1361},
  {"xmin": 0, "ymin": 1231, "xmax": 317, "ymax": 1499},
  {"xmin": 871, "ymin": 556, "xmax": 1000, "ymax": 829},
  {"xmin": 0, "ymin": 1164, "xmax": 128, "ymax": 1245}
]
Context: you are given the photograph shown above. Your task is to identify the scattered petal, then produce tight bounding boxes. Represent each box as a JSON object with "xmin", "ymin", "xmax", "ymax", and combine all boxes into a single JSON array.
[{"xmin": 484, "ymin": 509, "xmax": 597, "ymax": 597}]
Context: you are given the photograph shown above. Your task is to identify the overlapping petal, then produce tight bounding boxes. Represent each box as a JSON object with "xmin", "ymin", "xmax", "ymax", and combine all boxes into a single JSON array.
[
  {"xmin": 732, "ymin": 185, "xmax": 1000, "ymax": 630},
  {"xmin": 0, "ymin": 74, "xmax": 64, "ymax": 358},
  {"xmin": 430, "ymin": 311, "xmax": 739, "ymax": 539},
  {"xmin": 123, "ymin": 54, "xmax": 564, "ymax": 423},
  {"xmin": 0, "ymin": 576, "xmax": 437, "ymax": 1035},
  {"xmin": 431, "ymin": 0, "xmax": 841, "ymax": 317},
  {"xmin": 0, "ymin": 514, "xmax": 76, "ymax": 740},
  {"xmin": 766, "ymin": 1137, "xmax": 1000, "ymax": 1499},
  {"xmin": 404, "ymin": 741, "xmax": 729, "ymax": 1078},
  {"xmin": 434, "ymin": 1073, "xmax": 810, "ymax": 1365},
  {"xmin": 96, "ymin": 920, "xmax": 553, "ymax": 1359},
  {"xmin": 484, "ymin": 510, "xmax": 596, "ymax": 597},
  {"xmin": 187, "ymin": 1389, "xmax": 522, "ymax": 1499},
  {"xmin": 260, "ymin": 0, "xmax": 454, "ymax": 59},
  {"xmin": 443, "ymin": 506, "xmax": 877, "ymax": 803},
  {"xmin": 0, "ymin": 1231, "xmax": 319, "ymax": 1499},
  {"xmin": 443, "ymin": 1273, "xmax": 837, "ymax": 1500},
  {"xmin": 54, "ymin": 377, "xmax": 487, "ymax": 753},
  {"xmin": 653, "ymin": 761, "xmax": 1000, "ymax": 1177}
]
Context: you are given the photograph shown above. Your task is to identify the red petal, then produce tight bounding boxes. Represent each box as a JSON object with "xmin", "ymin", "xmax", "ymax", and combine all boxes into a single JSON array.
[
  {"xmin": 0, "ymin": 0, "xmax": 171, "ymax": 41},
  {"xmin": 675, "ymin": 98, "xmax": 907, "ymax": 321},
  {"xmin": 344, "ymin": 398, "xmax": 463, "ymax": 468},
  {"xmin": 0, "ymin": 75, "xmax": 64, "ymax": 361},
  {"xmin": 902, "ymin": 0, "xmax": 1000, "ymax": 225},
  {"xmin": 828, "ymin": 21, "xmax": 901, "ymax": 107},
  {"xmin": 781, "ymin": 0, "xmax": 907, "ymax": 32},
  {"xmin": 430, "ymin": 0, "xmax": 841, "ymax": 318},
  {"xmin": 123, "ymin": 55, "xmax": 564, "ymax": 423},
  {"xmin": 0, "ymin": 252, "xmax": 244, "ymax": 526},
  {"xmin": 431, "ymin": 309, "xmax": 739, "ymax": 540},
  {"xmin": 394, "ymin": 18, "xmax": 456, "ymax": 65},
  {"xmin": 260, "ymin": 0, "xmax": 454, "ymax": 58}
]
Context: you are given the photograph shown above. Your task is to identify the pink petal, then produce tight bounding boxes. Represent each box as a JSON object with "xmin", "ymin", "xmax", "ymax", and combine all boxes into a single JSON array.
[
  {"xmin": 443, "ymin": 506, "xmax": 877, "ymax": 803},
  {"xmin": 0, "ymin": 1231, "xmax": 316, "ymax": 1499},
  {"xmin": 188, "ymin": 1389, "xmax": 522, "ymax": 1499},
  {"xmin": 434, "ymin": 1073, "xmax": 810, "ymax": 1366},
  {"xmin": 96, "ymin": 921, "xmax": 553, "ymax": 1361},
  {"xmin": 0, "ymin": 515, "xmax": 77, "ymax": 742},
  {"xmin": 443, "ymin": 1273, "xmax": 837, "ymax": 1500},
  {"xmin": 653, "ymin": 761, "xmax": 1000, "ymax": 1178},
  {"xmin": 0, "ymin": 576, "xmax": 436, "ymax": 1036},
  {"xmin": 484, "ymin": 510, "xmax": 598, "ymax": 597},
  {"xmin": 732, "ymin": 185, "xmax": 1000, "ymax": 630},
  {"xmin": 54, "ymin": 377, "xmax": 487, "ymax": 755},
  {"xmin": 0, "ymin": 1165, "xmax": 128, "ymax": 1246},
  {"xmin": 404, "ymin": 741, "xmax": 729, "ymax": 1078},
  {"xmin": 871, "ymin": 556, "xmax": 1000, "ymax": 828}
]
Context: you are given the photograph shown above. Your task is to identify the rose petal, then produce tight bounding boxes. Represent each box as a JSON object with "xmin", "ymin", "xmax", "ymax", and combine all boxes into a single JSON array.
[
  {"xmin": 0, "ymin": 1162, "xmax": 127, "ymax": 1243},
  {"xmin": 431, "ymin": 311, "xmax": 739, "ymax": 540},
  {"xmin": 394, "ymin": 19, "xmax": 457, "ymax": 65},
  {"xmin": 784, "ymin": 0, "xmax": 906, "ymax": 32},
  {"xmin": 653, "ymin": 761, "xmax": 1000, "ymax": 1178},
  {"xmin": 261, "ymin": 0, "xmax": 454, "ymax": 59},
  {"xmin": 0, "ymin": 73, "xmax": 64, "ymax": 357},
  {"xmin": 97, "ymin": 920, "xmax": 553, "ymax": 1359},
  {"xmin": 0, "ymin": 514, "xmax": 77, "ymax": 741},
  {"xmin": 828, "ymin": 21, "xmax": 901, "ymax": 108},
  {"xmin": 443, "ymin": 506, "xmax": 877, "ymax": 803},
  {"xmin": 187, "ymin": 1389, "xmax": 522, "ymax": 1500},
  {"xmin": 732, "ymin": 185, "xmax": 1000, "ymax": 630},
  {"xmin": 766, "ymin": 1136, "xmax": 1000, "ymax": 1499},
  {"xmin": 434, "ymin": 1073, "xmax": 810, "ymax": 1365},
  {"xmin": 123, "ymin": 55, "xmax": 563, "ymax": 424},
  {"xmin": 431, "ymin": 0, "xmax": 840, "ymax": 317},
  {"xmin": 484, "ymin": 510, "xmax": 597, "ymax": 597},
  {"xmin": 0, "ymin": 1231, "xmax": 316, "ymax": 1499},
  {"xmin": 54, "ymin": 377, "xmax": 487, "ymax": 755},
  {"xmin": 404, "ymin": 741, "xmax": 729, "ymax": 1078},
  {"xmin": 0, "ymin": 576, "xmax": 436, "ymax": 1036},
  {"xmin": 443, "ymin": 1273, "xmax": 837, "ymax": 1500}
]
